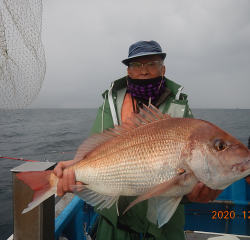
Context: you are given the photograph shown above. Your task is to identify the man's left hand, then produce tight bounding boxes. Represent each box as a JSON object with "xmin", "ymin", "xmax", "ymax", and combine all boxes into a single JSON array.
[{"xmin": 186, "ymin": 183, "xmax": 223, "ymax": 203}]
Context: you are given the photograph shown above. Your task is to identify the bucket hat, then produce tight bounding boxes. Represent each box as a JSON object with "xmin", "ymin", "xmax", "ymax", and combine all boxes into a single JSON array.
[{"xmin": 122, "ymin": 40, "xmax": 166, "ymax": 66}]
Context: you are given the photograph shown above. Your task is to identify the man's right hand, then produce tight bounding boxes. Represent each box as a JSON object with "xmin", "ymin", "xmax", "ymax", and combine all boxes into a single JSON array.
[
  {"xmin": 53, "ymin": 160, "xmax": 83, "ymax": 196},
  {"xmin": 246, "ymin": 176, "xmax": 250, "ymax": 185}
]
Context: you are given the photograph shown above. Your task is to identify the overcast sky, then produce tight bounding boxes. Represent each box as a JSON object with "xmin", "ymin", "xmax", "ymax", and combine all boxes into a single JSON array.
[{"xmin": 28, "ymin": 0, "xmax": 250, "ymax": 109}]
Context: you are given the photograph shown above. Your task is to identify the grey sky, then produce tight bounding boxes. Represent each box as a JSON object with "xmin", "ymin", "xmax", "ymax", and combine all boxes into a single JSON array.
[{"xmin": 29, "ymin": 0, "xmax": 250, "ymax": 109}]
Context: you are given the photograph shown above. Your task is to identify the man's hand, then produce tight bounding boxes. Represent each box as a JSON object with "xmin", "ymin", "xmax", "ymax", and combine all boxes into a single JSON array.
[
  {"xmin": 54, "ymin": 160, "xmax": 83, "ymax": 196},
  {"xmin": 246, "ymin": 176, "xmax": 250, "ymax": 185},
  {"xmin": 186, "ymin": 183, "xmax": 223, "ymax": 203}
]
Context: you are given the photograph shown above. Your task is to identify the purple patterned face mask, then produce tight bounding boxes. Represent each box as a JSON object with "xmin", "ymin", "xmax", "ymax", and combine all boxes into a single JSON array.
[{"xmin": 127, "ymin": 76, "xmax": 165, "ymax": 102}]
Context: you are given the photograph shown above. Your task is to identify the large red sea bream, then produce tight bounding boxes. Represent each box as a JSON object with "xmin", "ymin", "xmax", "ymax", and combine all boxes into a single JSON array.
[{"xmin": 17, "ymin": 105, "xmax": 250, "ymax": 227}]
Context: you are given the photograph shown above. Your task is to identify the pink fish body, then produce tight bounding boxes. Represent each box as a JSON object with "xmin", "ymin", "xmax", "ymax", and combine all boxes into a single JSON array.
[{"xmin": 17, "ymin": 105, "xmax": 250, "ymax": 227}]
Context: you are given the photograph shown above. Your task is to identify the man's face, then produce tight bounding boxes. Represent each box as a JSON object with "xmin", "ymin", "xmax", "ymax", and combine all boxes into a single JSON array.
[{"xmin": 127, "ymin": 55, "xmax": 165, "ymax": 79}]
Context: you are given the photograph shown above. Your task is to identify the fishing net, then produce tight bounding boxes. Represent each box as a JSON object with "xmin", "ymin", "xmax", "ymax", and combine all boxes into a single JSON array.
[{"xmin": 0, "ymin": 0, "xmax": 46, "ymax": 110}]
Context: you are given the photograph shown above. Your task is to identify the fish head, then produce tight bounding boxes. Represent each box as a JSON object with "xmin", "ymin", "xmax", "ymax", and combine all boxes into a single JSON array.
[{"xmin": 187, "ymin": 120, "xmax": 250, "ymax": 190}]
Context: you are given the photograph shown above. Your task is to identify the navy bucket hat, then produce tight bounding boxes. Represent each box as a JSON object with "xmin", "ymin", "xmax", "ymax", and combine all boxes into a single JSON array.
[{"xmin": 122, "ymin": 40, "xmax": 166, "ymax": 66}]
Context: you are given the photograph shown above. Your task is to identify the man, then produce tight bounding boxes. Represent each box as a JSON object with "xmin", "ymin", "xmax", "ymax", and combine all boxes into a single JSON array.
[{"xmin": 54, "ymin": 41, "xmax": 223, "ymax": 239}]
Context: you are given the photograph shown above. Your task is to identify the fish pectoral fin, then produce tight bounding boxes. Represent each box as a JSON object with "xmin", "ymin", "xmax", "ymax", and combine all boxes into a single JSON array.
[
  {"xmin": 156, "ymin": 196, "xmax": 182, "ymax": 227},
  {"xmin": 123, "ymin": 175, "xmax": 182, "ymax": 215},
  {"xmin": 71, "ymin": 186, "xmax": 119, "ymax": 214}
]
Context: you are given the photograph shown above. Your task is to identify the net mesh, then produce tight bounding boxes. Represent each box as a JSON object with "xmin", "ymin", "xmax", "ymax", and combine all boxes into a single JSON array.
[{"xmin": 0, "ymin": 0, "xmax": 45, "ymax": 110}]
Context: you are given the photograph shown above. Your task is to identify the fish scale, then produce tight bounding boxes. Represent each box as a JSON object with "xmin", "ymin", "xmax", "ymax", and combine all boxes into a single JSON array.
[{"xmin": 70, "ymin": 120, "xmax": 194, "ymax": 197}]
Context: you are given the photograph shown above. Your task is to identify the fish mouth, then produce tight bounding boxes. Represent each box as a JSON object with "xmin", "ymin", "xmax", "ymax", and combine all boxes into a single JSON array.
[{"xmin": 231, "ymin": 159, "xmax": 250, "ymax": 174}]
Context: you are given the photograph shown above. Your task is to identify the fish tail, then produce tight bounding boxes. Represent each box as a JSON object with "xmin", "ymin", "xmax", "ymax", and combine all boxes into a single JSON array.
[{"xmin": 16, "ymin": 170, "xmax": 57, "ymax": 213}]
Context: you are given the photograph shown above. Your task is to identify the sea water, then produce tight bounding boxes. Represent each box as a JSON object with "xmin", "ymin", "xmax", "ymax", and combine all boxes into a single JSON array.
[{"xmin": 0, "ymin": 108, "xmax": 249, "ymax": 239}]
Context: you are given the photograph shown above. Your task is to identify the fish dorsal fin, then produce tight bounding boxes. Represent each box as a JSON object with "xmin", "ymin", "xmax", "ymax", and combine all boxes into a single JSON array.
[
  {"xmin": 74, "ymin": 132, "xmax": 116, "ymax": 161},
  {"xmin": 147, "ymin": 104, "xmax": 171, "ymax": 119},
  {"xmin": 73, "ymin": 104, "xmax": 171, "ymax": 162}
]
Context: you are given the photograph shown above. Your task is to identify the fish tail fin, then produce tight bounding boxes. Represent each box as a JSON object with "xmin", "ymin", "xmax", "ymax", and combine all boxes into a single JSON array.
[{"xmin": 16, "ymin": 171, "xmax": 57, "ymax": 213}]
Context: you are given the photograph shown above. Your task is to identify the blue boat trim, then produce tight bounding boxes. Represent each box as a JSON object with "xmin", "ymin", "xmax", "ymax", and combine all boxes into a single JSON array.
[{"xmin": 55, "ymin": 195, "xmax": 84, "ymax": 240}]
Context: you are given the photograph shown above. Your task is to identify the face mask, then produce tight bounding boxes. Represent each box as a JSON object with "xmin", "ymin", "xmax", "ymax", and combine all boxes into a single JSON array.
[{"xmin": 127, "ymin": 76, "xmax": 165, "ymax": 102}]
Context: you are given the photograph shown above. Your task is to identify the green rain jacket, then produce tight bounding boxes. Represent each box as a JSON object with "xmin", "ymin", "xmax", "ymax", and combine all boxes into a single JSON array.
[{"xmin": 90, "ymin": 76, "xmax": 194, "ymax": 240}]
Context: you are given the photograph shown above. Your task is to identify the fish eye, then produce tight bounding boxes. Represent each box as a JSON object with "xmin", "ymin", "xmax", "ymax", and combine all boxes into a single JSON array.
[{"xmin": 214, "ymin": 140, "xmax": 227, "ymax": 151}]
